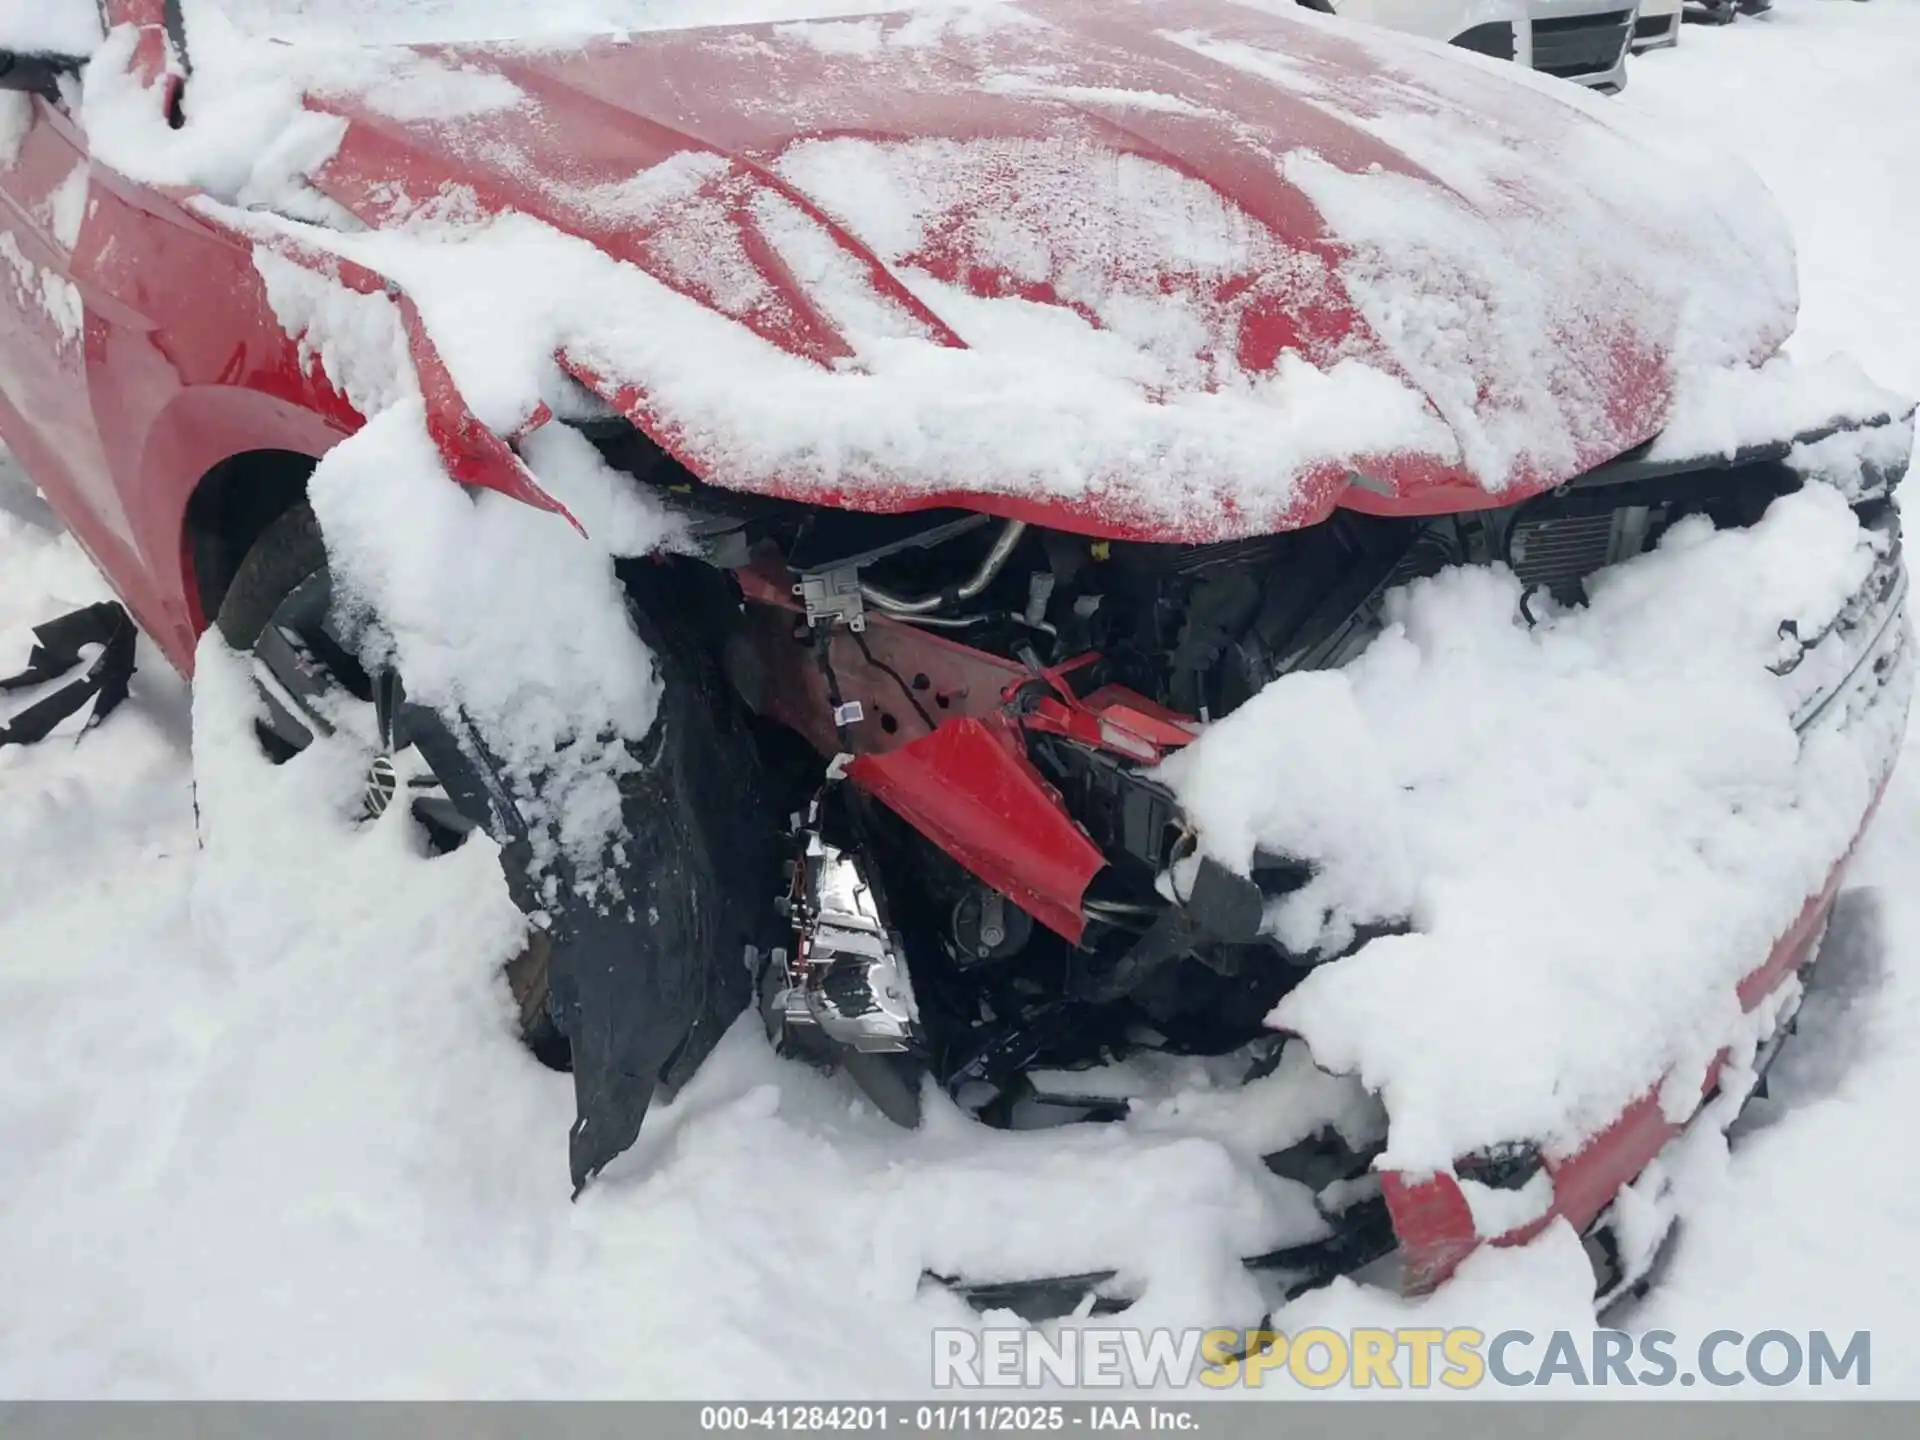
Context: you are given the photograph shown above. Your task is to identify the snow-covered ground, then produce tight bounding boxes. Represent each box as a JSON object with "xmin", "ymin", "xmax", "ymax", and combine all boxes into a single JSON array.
[{"xmin": 4, "ymin": 0, "xmax": 1920, "ymax": 1398}]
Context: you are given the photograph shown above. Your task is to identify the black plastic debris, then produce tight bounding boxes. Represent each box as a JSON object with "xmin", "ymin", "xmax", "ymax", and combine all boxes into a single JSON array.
[{"xmin": 0, "ymin": 601, "xmax": 138, "ymax": 750}]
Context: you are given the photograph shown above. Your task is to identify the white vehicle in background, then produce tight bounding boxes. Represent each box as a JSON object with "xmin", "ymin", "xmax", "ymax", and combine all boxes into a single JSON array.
[
  {"xmin": 1690, "ymin": 1, "xmax": 1774, "ymax": 25},
  {"xmin": 1297, "ymin": 0, "xmax": 1530, "ymax": 62},
  {"xmin": 1633, "ymin": 0, "xmax": 1683, "ymax": 49},
  {"xmin": 1527, "ymin": 1, "xmax": 1638, "ymax": 90},
  {"xmin": 1304, "ymin": 0, "xmax": 1639, "ymax": 92}
]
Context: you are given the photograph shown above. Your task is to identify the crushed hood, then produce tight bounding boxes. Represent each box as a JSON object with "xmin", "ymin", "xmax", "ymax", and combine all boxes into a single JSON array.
[{"xmin": 292, "ymin": 0, "xmax": 1799, "ymax": 541}]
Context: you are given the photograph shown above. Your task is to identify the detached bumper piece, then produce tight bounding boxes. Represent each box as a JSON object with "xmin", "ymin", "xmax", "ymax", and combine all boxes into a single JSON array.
[
  {"xmin": 0, "ymin": 601, "xmax": 137, "ymax": 750},
  {"xmin": 928, "ymin": 1125, "xmax": 1396, "ymax": 1321},
  {"xmin": 930, "ymin": 1210, "xmax": 1399, "ymax": 1327}
]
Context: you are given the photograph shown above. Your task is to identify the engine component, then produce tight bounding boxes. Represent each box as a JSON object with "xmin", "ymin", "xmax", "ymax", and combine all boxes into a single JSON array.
[
  {"xmin": 949, "ymin": 886, "xmax": 1034, "ymax": 965},
  {"xmin": 786, "ymin": 509, "xmax": 991, "ymax": 575},
  {"xmin": 789, "ymin": 517, "xmax": 1029, "ymax": 634},
  {"xmin": 797, "ymin": 566, "xmax": 867, "ymax": 632},
  {"xmin": 1505, "ymin": 504, "xmax": 1652, "ymax": 604},
  {"xmin": 1082, "ymin": 857, "xmax": 1267, "ymax": 1003},
  {"xmin": 1028, "ymin": 734, "xmax": 1185, "ymax": 885},
  {"xmin": 861, "ymin": 519, "xmax": 1029, "ymax": 616}
]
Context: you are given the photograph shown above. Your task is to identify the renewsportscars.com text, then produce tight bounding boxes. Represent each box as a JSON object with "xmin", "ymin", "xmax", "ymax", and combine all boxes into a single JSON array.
[{"xmin": 932, "ymin": 1327, "xmax": 1872, "ymax": 1390}]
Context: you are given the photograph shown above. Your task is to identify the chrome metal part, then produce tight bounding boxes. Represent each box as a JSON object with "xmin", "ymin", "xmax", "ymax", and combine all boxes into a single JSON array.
[{"xmin": 768, "ymin": 821, "xmax": 919, "ymax": 1053}]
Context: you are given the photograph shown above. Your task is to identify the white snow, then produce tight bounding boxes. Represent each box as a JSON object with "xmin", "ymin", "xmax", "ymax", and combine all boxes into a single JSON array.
[
  {"xmin": 0, "ymin": 230, "xmax": 83, "ymax": 347},
  {"xmin": 79, "ymin": 20, "xmax": 347, "ymax": 217},
  {"xmin": 80, "ymin": 5, "xmax": 527, "ymax": 219},
  {"xmin": 1789, "ymin": 416, "xmax": 1917, "ymax": 501},
  {"xmin": 249, "ymin": 236, "xmax": 684, "ymax": 893},
  {"xmin": 39, "ymin": 160, "xmax": 89, "ymax": 248},
  {"xmin": 1652, "ymin": 351, "xmax": 1915, "ymax": 465},
  {"xmin": 1456, "ymin": 1170, "xmax": 1556, "ymax": 1241},
  {"xmin": 0, "ymin": 539, "xmax": 1334, "ymax": 1388},
  {"xmin": 253, "ymin": 245, "xmax": 415, "ymax": 418},
  {"xmin": 302, "ymin": 402, "xmax": 671, "ymax": 891},
  {"xmin": 1159, "ymin": 480, "xmax": 1907, "ymax": 1172},
  {"xmin": 1120, "ymin": 1040, "xmax": 1388, "ymax": 1161},
  {"xmin": 973, "ymin": 73, "xmax": 1219, "ymax": 116},
  {"xmin": 0, "ymin": 0, "xmax": 102, "ymax": 59},
  {"xmin": 5, "ymin": 0, "xmax": 1920, "ymax": 1401},
  {"xmin": 1592, "ymin": 2, "xmax": 1920, "ymax": 1382},
  {"xmin": 1188, "ymin": 21, "xmax": 1800, "ymax": 492}
]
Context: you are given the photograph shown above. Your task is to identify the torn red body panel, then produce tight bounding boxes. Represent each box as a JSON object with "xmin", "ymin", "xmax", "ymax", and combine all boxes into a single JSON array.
[{"xmin": 848, "ymin": 716, "xmax": 1107, "ymax": 946}]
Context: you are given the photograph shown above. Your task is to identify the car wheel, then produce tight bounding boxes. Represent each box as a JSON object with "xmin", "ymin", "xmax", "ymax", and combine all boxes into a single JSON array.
[{"xmin": 214, "ymin": 501, "xmax": 569, "ymax": 1068}]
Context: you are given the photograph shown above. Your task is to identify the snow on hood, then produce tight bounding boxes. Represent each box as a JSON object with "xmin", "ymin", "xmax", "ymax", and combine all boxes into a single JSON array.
[
  {"xmin": 1157, "ymin": 481, "xmax": 1910, "ymax": 1172},
  {"xmin": 0, "ymin": 0, "xmax": 101, "ymax": 58},
  {"xmin": 88, "ymin": 0, "xmax": 1805, "ymax": 540}
]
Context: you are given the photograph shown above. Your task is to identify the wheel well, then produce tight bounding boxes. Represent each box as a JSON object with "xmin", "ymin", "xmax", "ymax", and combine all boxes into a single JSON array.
[{"xmin": 183, "ymin": 449, "xmax": 317, "ymax": 625}]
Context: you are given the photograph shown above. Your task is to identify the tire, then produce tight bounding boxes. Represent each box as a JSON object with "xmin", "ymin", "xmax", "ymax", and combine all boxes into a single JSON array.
[
  {"xmin": 214, "ymin": 501, "xmax": 568, "ymax": 1068},
  {"xmin": 213, "ymin": 503, "xmax": 328, "ymax": 652}
]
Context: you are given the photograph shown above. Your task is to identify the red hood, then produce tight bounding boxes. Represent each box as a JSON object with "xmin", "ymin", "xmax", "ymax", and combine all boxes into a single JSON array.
[{"xmin": 298, "ymin": 0, "xmax": 1799, "ymax": 542}]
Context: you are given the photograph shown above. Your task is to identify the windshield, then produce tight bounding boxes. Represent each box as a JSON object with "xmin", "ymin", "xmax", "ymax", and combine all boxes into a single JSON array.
[{"xmin": 203, "ymin": 0, "xmax": 927, "ymax": 44}]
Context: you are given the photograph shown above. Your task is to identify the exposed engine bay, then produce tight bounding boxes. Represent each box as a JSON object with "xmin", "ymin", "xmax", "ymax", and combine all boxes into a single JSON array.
[{"xmin": 576, "ymin": 418, "xmax": 1901, "ymax": 1152}]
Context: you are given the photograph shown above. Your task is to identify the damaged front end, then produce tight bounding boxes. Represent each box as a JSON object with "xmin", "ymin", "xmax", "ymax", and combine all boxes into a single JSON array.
[
  {"xmin": 512, "ymin": 389, "xmax": 1917, "ymax": 1310},
  {"xmin": 177, "ymin": 0, "xmax": 1910, "ymax": 1267}
]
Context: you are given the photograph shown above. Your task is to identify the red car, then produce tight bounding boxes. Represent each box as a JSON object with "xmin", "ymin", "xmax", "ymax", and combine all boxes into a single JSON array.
[{"xmin": 3, "ymin": 0, "xmax": 1912, "ymax": 1314}]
